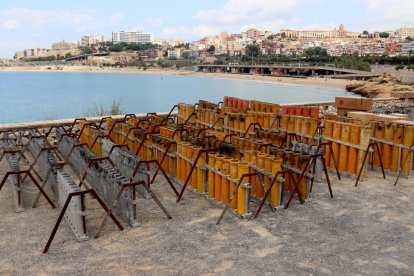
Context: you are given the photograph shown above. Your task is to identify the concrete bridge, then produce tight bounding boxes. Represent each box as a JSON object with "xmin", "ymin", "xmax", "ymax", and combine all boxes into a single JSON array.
[{"xmin": 197, "ymin": 64, "xmax": 379, "ymax": 79}]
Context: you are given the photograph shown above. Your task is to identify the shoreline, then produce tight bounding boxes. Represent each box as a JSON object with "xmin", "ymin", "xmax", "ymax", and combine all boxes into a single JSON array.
[{"xmin": 0, "ymin": 65, "xmax": 358, "ymax": 90}]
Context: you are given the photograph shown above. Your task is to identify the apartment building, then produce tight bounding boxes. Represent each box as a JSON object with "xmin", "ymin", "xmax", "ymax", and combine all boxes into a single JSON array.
[
  {"xmin": 15, "ymin": 48, "xmax": 52, "ymax": 59},
  {"xmin": 398, "ymin": 27, "xmax": 414, "ymax": 39},
  {"xmin": 81, "ymin": 34, "xmax": 106, "ymax": 46},
  {"xmin": 112, "ymin": 30, "xmax": 153, "ymax": 44}
]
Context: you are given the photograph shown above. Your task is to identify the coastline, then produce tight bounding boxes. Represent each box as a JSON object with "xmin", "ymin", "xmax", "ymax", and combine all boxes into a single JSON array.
[{"xmin": 0, "ymin": 65, "xmax": 357, "ymax": 90}]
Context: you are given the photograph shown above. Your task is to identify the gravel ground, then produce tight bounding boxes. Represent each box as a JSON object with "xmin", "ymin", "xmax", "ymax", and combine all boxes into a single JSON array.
[{"xmin": 0, "ymin": 155, "xmax": 413, "ymax": 275}]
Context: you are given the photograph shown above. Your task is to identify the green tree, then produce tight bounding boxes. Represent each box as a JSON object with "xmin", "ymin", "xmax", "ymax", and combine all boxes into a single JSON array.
[
  {"xmin": 108, "ymin": 44, "xmax": 124, "ymax": 52},
  {"xmin": 379, "ymin": 32, "xmax": 390, "ymax": 38},
  {"xmin": 207, "ymin": 45, "xmax": 215, "ymax": 54},
  {"xmin": 79, "ymin": 46, "xmax": 93, "ymax": 54},
  {"xmin": 395, "ymin": 64, "xmax": 405, "ymax": 70},
  {"xmin": 406, "ymin": 36, "xmax": 413, "ymax": 41},
  {"xmin": 362, "ymin": 30, "xmax": 369, "ymax": 35},
  {"xmin": 304, "ymin": 47, "xmax": 328, "ymax": 59},
  {"xmin": 245, "ymin": 44, "xmax": 260, "ymax": 57}
]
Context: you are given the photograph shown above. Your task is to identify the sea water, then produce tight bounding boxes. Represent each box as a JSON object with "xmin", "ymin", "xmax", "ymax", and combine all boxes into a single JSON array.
[{"xmin": 0, "ymin": 72, "xmax": 348, "ymax": 124}]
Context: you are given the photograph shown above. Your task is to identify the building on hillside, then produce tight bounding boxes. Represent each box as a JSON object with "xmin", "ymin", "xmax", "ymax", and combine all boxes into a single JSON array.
[
  {"xmin": 112, "ymin": 30, "xmax": 153, "ymax": 44},
  {"xmin": 81, "ymin": 34, "xmax": 106, "ymax": 46},
  {"xmin": 15, "ymin": 48, "xmax": 52, "ymax": 59},
  {"xmin": 401, "ymin": 41, "xmax": 414, "ymax": 56},
  {"xmin": 52, "ymin": 40, "xmax": 79, "ymax": 51},
  {"xmin": 167, "ymin": 48, "xmax": 182, "ymax": 59},
  {"xmin": 281, "ymin": 24, "xmax": 359, "ymax": 39},
  {"xmin": 244, "ymin": 28, "xmax": 263, "ymax": 39},
  {"xmin": 398, "ymin": 27, "xmax": 414, "ymax": 39}
]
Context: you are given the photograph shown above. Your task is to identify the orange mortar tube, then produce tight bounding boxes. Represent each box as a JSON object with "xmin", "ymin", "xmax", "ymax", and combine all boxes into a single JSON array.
[
  {"xmin": 299, "ymin": 154, "xmax": 310, "ymax": 197},
  {"xmin": 214, "ymin": 155, "xmax": 224, "ymax": 202},
  {"xmin": 256, "ymin": 152, "xmax": 266, "ymax": 198},
  {"xmin": 208, "ymin": 152, "xmax": 217, "ymax": 199},
  {"xmin": 382, "ymin": 122, "xmax": 394, "ymax": 170},
  {"xmin": 196, "ymin": 147, "xmax": 205, "ymax": 193},
  {"xmin": 338, "ymin": 123, "xmax": 351, "ymax": 172},
  {"xmin": 401, "ymin": 125, "xmax": 414, "ymax": 177},
  {"xmin": 221, "ymin": 157, "xmax": 231, "ymax": 204},
  {"xmin": 281, "ymin": 115, "xmax": 289, "ymax": 130},
  {"xmin": 265, "ymin": 154, "xmax": 274, "ymax": 202},
  {"xmin": 176, "ymin": 142, "xmax": 183, "ymax": 181},
  {"xmin": 301, "ymin": 117, "xmax": 310, "ymax": 144},
  {"xmin": 309, "ymin": 118, "xmax": 318, "ymax": 144},
  {"xmin": 330, "ymin": 122, "xmax": 342, "ymax": 169},
  {"xmin": 323, "ymin": 120, "xmax": 334, "ymax": 166},
  {"xmin": 243, "ymin": 149, "xmax": 254, "ymax": 196},
  {"xmin": 190, "ymin": 146, "xmax": 199, "ymax": 189},
  {"xmin": 271, "ymin": 157, "xmax": 282, "ymax": 207},
  {"xmin": 373, "ymin": 121, "xmax": 385, "ymax": 168},
  {"xmin": 237, "ymin": 161, "xmax": 250, "ymax": 216},
  {"xmin": 356, "ymin": 126, "xmax": 371, "ymax": 178},
  {"xmin": 294, "ymin": 116, "xmax": 303, "ymax": 136},
  {"xmin": 229, "ymin": 159, "xmax": 239, "ymax": 209},
  {"xmin": 391, "ymin": 124, "xmax": 405, "ymax": 172},
  {"xmin": 348, "ymin": 124, "xmax": 361, "ymax": 175},
  {"xmin": 283, "ymin": 149, "xmax": 293, "ymax": 191}
]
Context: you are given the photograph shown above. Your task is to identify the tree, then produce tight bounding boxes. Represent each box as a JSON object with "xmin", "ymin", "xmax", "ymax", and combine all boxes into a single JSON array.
[
  {"xmin": 304, "ymin": 47, "xmax": 328, "ymax": 59},
  {"xmin": 79, "ymin": 46, "xmax": 93, "ymax": 54},
  {"xmin": 207, "ymin": 45, "xmax": 215, "ymax": 54},
  {"xmin": 245, "ymin": 44, "xmax": 260, "ymax": 57},
  {"xmin": 406, "ymin": 36, "xmax": 413, "ymax": 41},
  {"xmin": 379, "ymin": 32, "xmax": 390, "ymax": 38},
  {"xmin": 395, "ymin": 64, "xmax": 405, "ymax": 71},
  {"xmin": 108, "ymin": 44, "xmax": 124, "ymax": 52},
  {"xmin": 363, "ymin": 30, "xmax": 369, "ymax": 35}
]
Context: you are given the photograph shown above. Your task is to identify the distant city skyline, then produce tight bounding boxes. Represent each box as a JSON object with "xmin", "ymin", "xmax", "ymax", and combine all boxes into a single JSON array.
[{"xmin": 1, "ymin": 0, "xmax": 413, "ymax": 57}]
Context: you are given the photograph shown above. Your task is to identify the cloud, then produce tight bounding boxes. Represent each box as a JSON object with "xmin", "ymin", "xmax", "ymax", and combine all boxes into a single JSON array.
[
  {"xmin": 0, "ymin": 19, "xmax": 19, "ymax": 30},
  {"xmin": 0, "ymin": 8, "xmax": 124, "ymax": 35},
  {"xmin": 362, "ymin": 0, "xmax": 414, "ymax": 29}
]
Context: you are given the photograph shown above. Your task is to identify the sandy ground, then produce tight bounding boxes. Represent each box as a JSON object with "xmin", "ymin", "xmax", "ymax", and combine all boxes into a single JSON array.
[
  {"xmin": 0, "ymin": 65, "xmax": 357, "ymax": 89},
  {"xmin": 0, "ymin": 149, "xmax": 413, "ymax": 275}
]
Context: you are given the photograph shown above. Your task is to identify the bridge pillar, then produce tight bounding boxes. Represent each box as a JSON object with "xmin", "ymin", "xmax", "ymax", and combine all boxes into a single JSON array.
[
  {"xmin": 312, "ymin": 69, "xmax": 315, "ymax": 76},
  {"xmin": 284, "ymin": 69, "xmax": 288, "ymax": 75}
]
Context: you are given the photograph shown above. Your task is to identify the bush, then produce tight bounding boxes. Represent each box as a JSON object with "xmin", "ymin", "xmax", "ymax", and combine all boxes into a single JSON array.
[
  {"xmin": 83, "ymin": 100, "xmax": 124, "ymax": 117},
  {"xmin": 395, "ymin": 64, "xmax": 405, "ymax": 71}
]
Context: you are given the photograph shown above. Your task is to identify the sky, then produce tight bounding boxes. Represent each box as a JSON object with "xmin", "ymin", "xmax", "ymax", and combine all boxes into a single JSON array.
[{"xmin": 0, "ymin": 0, "xmax": 413, "ymax": 57}]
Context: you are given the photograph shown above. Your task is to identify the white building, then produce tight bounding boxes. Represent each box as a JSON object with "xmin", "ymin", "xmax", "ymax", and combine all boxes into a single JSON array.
[
  {"xmin": 401, "ymin": 41, "xmax": 414, "ymax": 56},
  {"xmin": 81, "ymin": 34, "xmax": 106, "ymax": 46},
  {"xmin": 112, "ymin": 30, "xmax": 153, "ymax": 44},
  {"xmin": 15, "ymin": 48, "xmax": 52, "ymax": 59},
  {"xmin": 398, "ymin": 27, "xmax": 414, "ymax": 39},
  {"xmin": 167, "ymin": 49, "xmax": 182, "ymax": 59}
]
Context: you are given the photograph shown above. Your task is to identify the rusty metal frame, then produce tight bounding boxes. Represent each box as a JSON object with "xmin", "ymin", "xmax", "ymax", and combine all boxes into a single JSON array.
[
  {"xmin": 0, "ymin": 170, "xmax": 56, "ymax": 209},
  {"xmin": 43, "ymin": 188, "xmax": 124, "ymax": 254},
  {"xmin": 394, "ymin": 138, "xmax": 414, "ymax": 186},
  {"xmin": 355, "ymin": 142, "xmax": 386, "ymax": 187}
]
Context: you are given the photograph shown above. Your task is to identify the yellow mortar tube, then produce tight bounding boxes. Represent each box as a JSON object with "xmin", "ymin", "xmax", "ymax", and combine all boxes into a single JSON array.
[
  {"xmin": 283, "ymin": 149, "xmax": 293, "ymax": 191},
  {"xmin": 271, "ymin": 157, "xmax": 282, "ymax": 207},
  {"xmin": 240, "ymin": 114, "xmax": 246, "ymax": 131},
  {"xmin": 292, "ymin": 152, "xmax": 301, "ymax": 194},
  {"xmin": 243, "ymin": 148, "xmax": 254, "ymax": 196},
  {"xmin": 338, "ymin": 123, "xmax": 351, "ymax": 172},
  {"xmin": 391, "ymin": 124, "xmax": 405, "ymax": 172},
  {"xmin": 190, "ymin": 146, "xmax": 199, "ymax": 189},
  {"xmin": 294, "ymin": 116, "xmax": 303, "ymax": 136},
  {"xmin": 221, "ymin": 157, "xmax": 231, "ymax": 204},
  {"xmin": 348, "ymin": 124, "xmax": 361, "ymax": 175},
  {"xmin": 281, "ymin": 115, "xmax": 289, "ymax": 130},
  {"xmin": 208, "ymin": 152, "xmax": 217, "ymax": 199},
  {"xmin": 196, "ymin": 147, "xmax": 205, "ymax": 193},
  {"xmin": 214, "ymin": 155, "xmax": 224, "ymax": 202},
  {"xmin": 373, "ymin": 121, "xmax": 385, "ymax": 169},
  {"xmin": 169, "ymin": 142, "xmax": 176, "ymax": 177},
  {"xmin": 229, "ymin": 159, "xmax": 239, "ymax": 209},
  {"xmin": 263, "ymin": 113, "xmax": 270, "ymax": 129},
  {"xmin": 182, "ymin": 142, "xmax": 190, "ymax": 182},
  {"xmin": 250, "ymin": 151, "xmax": 258, "ymax": 196},
  {"xmin": 265, "ymin": 154, "xmax": 275, "ymax": 201},
  {"xmin": 310, "ymin": 118, "xmax": 318, "ymax": 143},
  {"xmin": 177, "ymin": 142, "xmax": 183, "ymax": 181},
  {"xmin": 256, "ymin": 152, "xmax": 266, "ymax": 198},
  {"xmin": 324, "ymin": 120, "xmax": 334, "ymax": 166},
  {"xmin": 301, "ymin": 117, "xmax": 310, "ymax": 144},
  {"xmin": 287, "ymin": 116, "xmax": 295, "ymax": 132},
  {"xmin": 382, "ymin": 122, "xmax": 394, "ymax": 170},
  {"xmin": 356, "ymin": 126, "xmax": 371, "ymax": 178},
  {"xmin": 330, "ymin": 122, "xmax": 342, "ymax": 169},
  {"xmin": 299, "ymin": 154, "xmax": 310, "ymax": 198},
  {"xmin": 401, "ymin": 125, "xmax": 414, "ymax": 177},
  {"xmin": 237, "ymin": 161, "xmax": 249, "ymax": 216}
]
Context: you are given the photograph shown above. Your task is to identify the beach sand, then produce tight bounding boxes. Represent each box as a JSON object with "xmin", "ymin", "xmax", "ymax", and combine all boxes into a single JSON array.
[{"xmin": 0, "ymin": 65, "xmax": 358, "ymax": 89}]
